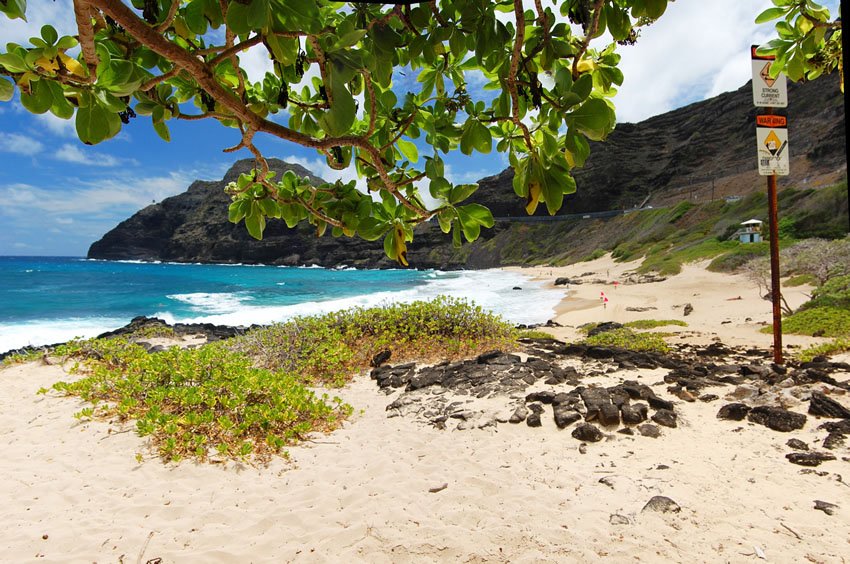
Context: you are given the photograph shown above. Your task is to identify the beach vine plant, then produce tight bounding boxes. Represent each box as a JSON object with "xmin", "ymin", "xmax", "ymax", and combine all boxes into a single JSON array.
[{"xmin": 39, "ymin": 297, "xmax": 516, "ymax": 462}]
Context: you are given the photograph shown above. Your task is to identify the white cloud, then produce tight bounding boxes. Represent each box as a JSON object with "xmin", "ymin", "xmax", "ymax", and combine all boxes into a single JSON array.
[
  {"xmin": 239, "ymin": 43, "xmax": 274, "ymax": 84},
  {"xmin": 2, "ymin": 0, "xmax": 77, "ymax": 45},
  {"xmin": 0, "ymin": 171, "xmax": 193, "ymax": 217},
  {"xmin": 35, "ymin": 113, "xmax": 78, "ymax": 138},
  {"xmin": 54, "ymin": 144, "xmax": 124, "ymax": 167},
  {"xmin": 0, "ymin": 132, "xmax": 43, "ymax": 156}
]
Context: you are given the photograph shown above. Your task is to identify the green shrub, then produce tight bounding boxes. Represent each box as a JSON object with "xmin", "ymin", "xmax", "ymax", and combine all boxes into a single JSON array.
[
  {"xmin": 785, "ymin": 274, "xmax": 816, "ymax": 287},
  {"xmin": 518, "ymin": 329, "xmax": 557, "ymax": 340},
  {"xmin": 231, "ymin": 296, "xmax": 518, "ymax": 386},
  {"xmin": 583, "ymin": 328, "xmax": 670, "ymax": 353},
  {"xmin": 582, "ymin": 248, "xmax": 607, "ymax": 262},
  {"xmin": 762, "ymin": 307, "xmax": 850, "ymax": 338},
  {"xmin": 797, "ymin": 338, "xmax": 850, "ymax": 362},
  {"xmin": 799, "ymin": 274, "xmax": 850, "ymax": 311},
  {"xmin": 624, "ymin": 319, "xmax": 688, "ymax": 329},
  {"xmin": 708, "ymin": 242, "xmax": 771, "ymax": 272},
  {"xmin": 47, "ymin": 339, "xmax": 350, "ymax": 463}
]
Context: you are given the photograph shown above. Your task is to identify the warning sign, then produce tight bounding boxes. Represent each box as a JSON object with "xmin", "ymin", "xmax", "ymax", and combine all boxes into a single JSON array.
[
  {"xmin": 751, "ymin": 45, "xmax": 787, "ymax": 108},
  {"xmin": 756, "ymin": 117, "xmax": 789, "ymax": 176}
]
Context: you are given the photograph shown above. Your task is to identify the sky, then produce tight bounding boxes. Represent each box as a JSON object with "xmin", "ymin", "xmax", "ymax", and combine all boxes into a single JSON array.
[{"xmin": 0, "ymin": 0, "xmax": 839, "ymax": 256}]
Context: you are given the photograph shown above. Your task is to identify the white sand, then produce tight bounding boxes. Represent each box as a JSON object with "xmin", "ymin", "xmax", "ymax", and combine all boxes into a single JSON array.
[
  {"xmin": 2, "ymin": 260, "xmax": 849, "ymax": 562},
  {"xmin": 509, "ymin": 255, "xmax": 824, "ymax": 351}
]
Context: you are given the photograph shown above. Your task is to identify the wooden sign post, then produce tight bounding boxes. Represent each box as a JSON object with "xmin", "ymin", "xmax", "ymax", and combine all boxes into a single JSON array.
[{"xmin": 752, "ymin": 46, "xmax": 788, "ymax": 365}]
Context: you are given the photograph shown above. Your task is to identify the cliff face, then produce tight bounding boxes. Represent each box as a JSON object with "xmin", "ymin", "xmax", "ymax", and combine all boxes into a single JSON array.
[{"xmin": 88, "ymin": 76, "xmax": 846, "ymax": 267}]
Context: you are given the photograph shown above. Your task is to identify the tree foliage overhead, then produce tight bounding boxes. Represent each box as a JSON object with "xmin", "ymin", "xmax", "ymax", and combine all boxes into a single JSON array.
[
  {"xmin": 0, "ymin": 0, "xmax": 674, "ymax": 263},
  {"xmin": 755, "ymin": 0, "xmax": 842, "ymax": 91}
]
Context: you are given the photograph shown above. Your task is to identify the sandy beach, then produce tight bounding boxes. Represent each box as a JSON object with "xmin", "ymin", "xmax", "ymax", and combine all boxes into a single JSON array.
[{"xmin": 2, "ymin": 259, "xmax": 849, "ymax": 563}]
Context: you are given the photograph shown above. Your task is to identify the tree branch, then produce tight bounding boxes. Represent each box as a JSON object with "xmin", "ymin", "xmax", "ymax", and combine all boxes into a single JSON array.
[
  {"xmin": 73, "ymin": 0, "xmax": 98, "ymax": 81},
  {"xmin": 572, "ymin": 0, "xmax": 605, "ymax": 80}
]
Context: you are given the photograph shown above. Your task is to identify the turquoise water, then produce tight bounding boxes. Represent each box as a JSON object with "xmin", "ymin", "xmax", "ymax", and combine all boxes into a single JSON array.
[{"xmin": 0, "ymin": 257, "xmax": 565, "ymax": 352}]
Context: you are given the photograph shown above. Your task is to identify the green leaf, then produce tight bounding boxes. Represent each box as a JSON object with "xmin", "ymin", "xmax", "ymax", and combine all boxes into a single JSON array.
[
  {"xmin": 317, "ymin": 68, "xmax": 355, "ymax": 137},
  {"xmin": 449, "ymin": 183, "xmax": 478, "ymax": 204},
  {"xmin": 568, "ymin": 98, "xmax": 614, "ymax": 141},
  {"xmin": 153, "ymin": 119, "xmax": 171, "ymax": 142},
  {"xmin": 246, "ymin": 0, "xmax": 269, "ymax": 30},
  {"xmin": 0, "ymin": 77, "xmax": 14, "ymax": 102},
  {"xmin": 0, "ymin": 52, "xmax": 27, "ymax": 73},
  {"xmin": 643, "ymin": 0, "xmax": 668, "ymax": 19},
  {"xmin": 76, "ymin": 102, "xmax": 113, "ymax": 144},
  {"xmin": 396, "ymin": 138, "xmax": 418, "ymax": 163},
  {"xmin": 46, "ymin": 80, "xmax": 73, "ymax": 118},
  {"xmin": 755, "ymin": 7, "xmax": 787, "ymax": 23},
  {"xmin": 458, "ymin": 203, "xmax": 494, "ymax": 228},
  {"xmin": 357, "ymin": 217, "xmax": 387, "ymax": 241},
  {"xmin": 228, "ymin": 200, "xmax": 249, "ymax": 223},
  {"xmin": 564, "ymin": 131, "xmax": 590, "ymax": 169},
  {"xmin": 40, "ymin": 24, "xmax": 58, "ymax": 46},
  {"xmin": 245, "ymin": 203, "xmax": 266, "ymax": 240},
  {"xmin": 226, "ymin": 1, "xmax": 251, "ymax": 35},
  {"xmin": 20, "ymin": 80, "xmax": 52, "ymax": 114},
  {"xmin": 269, "ymin": 0, "xmax": 321, "ymax": 34},
  {"xmin": 0, "ymin": 0, "xmax": 27, "ymax": 21}
]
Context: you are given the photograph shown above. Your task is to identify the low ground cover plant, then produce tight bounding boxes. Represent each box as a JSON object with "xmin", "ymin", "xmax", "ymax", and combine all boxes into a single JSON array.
[
  {"xmin": 231, "ymin": 296, "xmax": 518, "ymax": 386},
  {"xmin": 36, "ymin": 298, "xmax": 517, "ymax": 463},
  {"xmin": 46, "ymin": 338, "xmax": 349, "ymax": 463},
  {"xmin": 582, "ymin": 327, "xmax": 670, "ymax": 353}
]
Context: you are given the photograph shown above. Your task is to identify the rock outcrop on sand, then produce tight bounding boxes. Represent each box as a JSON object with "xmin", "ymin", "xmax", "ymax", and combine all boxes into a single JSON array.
[{"xmin": 370, "ymin": 336, "xmax": 850, "ymax": 469}]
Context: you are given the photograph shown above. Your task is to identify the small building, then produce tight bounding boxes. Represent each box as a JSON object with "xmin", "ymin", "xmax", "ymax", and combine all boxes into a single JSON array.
[{"xmin": 736, "ymin": 219, "xmax": 763, "ymax": 243}]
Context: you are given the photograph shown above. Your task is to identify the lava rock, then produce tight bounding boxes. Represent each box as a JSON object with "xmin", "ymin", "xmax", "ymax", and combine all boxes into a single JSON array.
[
  {"xmin": 786, "ymin": 438, "xmax": 809, "ymax": 451},
  {"xmin": 808, "ymin": 392, "xmax": 850, "ymax": 419},
  {"xmin": 683, "ymin": 303, "xmax": 693, "ymax": 316},
  {"xmin": 748, "ymin": 406, "xmax": 807, "ymax": 432},
  {"xmin": 647, "ymin": 395, "xmax": 674, "ymax": 411},
  {"xmin": 370, "ymin": 349, "xmax": 391, "ymax": 367},
  {"xmin": 651, "ymin": 409, "xmax": 678, "ymax": 428},
  {"xmin": 637, "ymin": 424, "xmax": 661, "ymax": 438},
  {"xmin": 786, "ymin": 452, "xmax": 836, "ymax": 466},
  {"xmin": 609, "ymin": 514, "xmax": 631, "ymax": 525},
  {"xmin": 571, "ymin": 423, "xmax": 604, "ymax": 442},
  {"xmin": 509, "ymin": 405, "xmax": 528, "ymax": 424},
  {"xmin": 814, "ymin": 500, "xmax": 839, "ymax": 516},
  {"xmin": 642, "ymin": 496, "xmax": 681, "ymax": 514},
  {"xmin": 823, "ymin": 432, "xmax": 846, "ymax": 450},
  {"xmin": 553, "ymin": 405, "xmax": 582, "ymax": 429},
  {"xmin": 717, "ymin": 403, "xmax": 751, "ymax": 421},
  {"xmin": 621, "ymin": 403, "xmax": 649, "ymax": 425},
  {"xmin": 526, "ymin": 391, "xmax": 556, "ymax": 404}
]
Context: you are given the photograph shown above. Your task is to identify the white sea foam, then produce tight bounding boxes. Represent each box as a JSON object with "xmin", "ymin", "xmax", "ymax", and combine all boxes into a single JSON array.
[
  {"xmin": 166, "ymin": 292, "xmax": 255, "ymax": 314},
  {"xmin": 0, "ymin": 317, "xmax": 127, "ymax": 353},
  {"xmin": 154, "ymin": 270, "xmax": 565, "ymax": 328}
]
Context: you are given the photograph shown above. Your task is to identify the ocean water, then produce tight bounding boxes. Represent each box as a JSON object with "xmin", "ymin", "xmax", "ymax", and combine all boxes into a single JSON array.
[{"xmin": 0, "ymin": 257, "xmax": 566, "ymax": 353}]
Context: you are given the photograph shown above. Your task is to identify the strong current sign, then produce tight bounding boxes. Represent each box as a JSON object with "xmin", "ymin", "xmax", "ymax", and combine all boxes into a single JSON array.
[
  {"xmin": 751, "ymin": 45, "xmax": 787, "ymax": 108},
  {"xmin": 756, "ymin": 115, "xmax": 789, "ymax": 176}
]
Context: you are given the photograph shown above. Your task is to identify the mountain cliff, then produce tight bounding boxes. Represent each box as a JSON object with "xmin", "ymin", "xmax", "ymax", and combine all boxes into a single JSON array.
[{"xmin": 88, "ymin": 76, "xmax": 846, "ymax": 267}]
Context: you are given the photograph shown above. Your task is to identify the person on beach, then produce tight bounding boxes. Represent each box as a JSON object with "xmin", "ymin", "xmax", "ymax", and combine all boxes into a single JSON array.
[{"xmin": 603, "ymin": 296, "xmax": 609, "ymax": 309}]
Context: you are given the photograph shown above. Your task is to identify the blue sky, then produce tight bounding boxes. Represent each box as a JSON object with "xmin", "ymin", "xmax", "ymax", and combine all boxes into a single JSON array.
[{"xmin": 0, "ymin": 0, "xmax": 838, "ymax": 256}]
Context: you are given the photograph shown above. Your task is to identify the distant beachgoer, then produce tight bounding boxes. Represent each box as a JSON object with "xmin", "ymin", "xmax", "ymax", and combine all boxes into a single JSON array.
[
  {"xmin": 613, "ymin": 281, "xmax": 619, "ymax": 290},
  {"xmin": 603, "ymin": 296, "xmax": 609, "ymax": 309}
]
